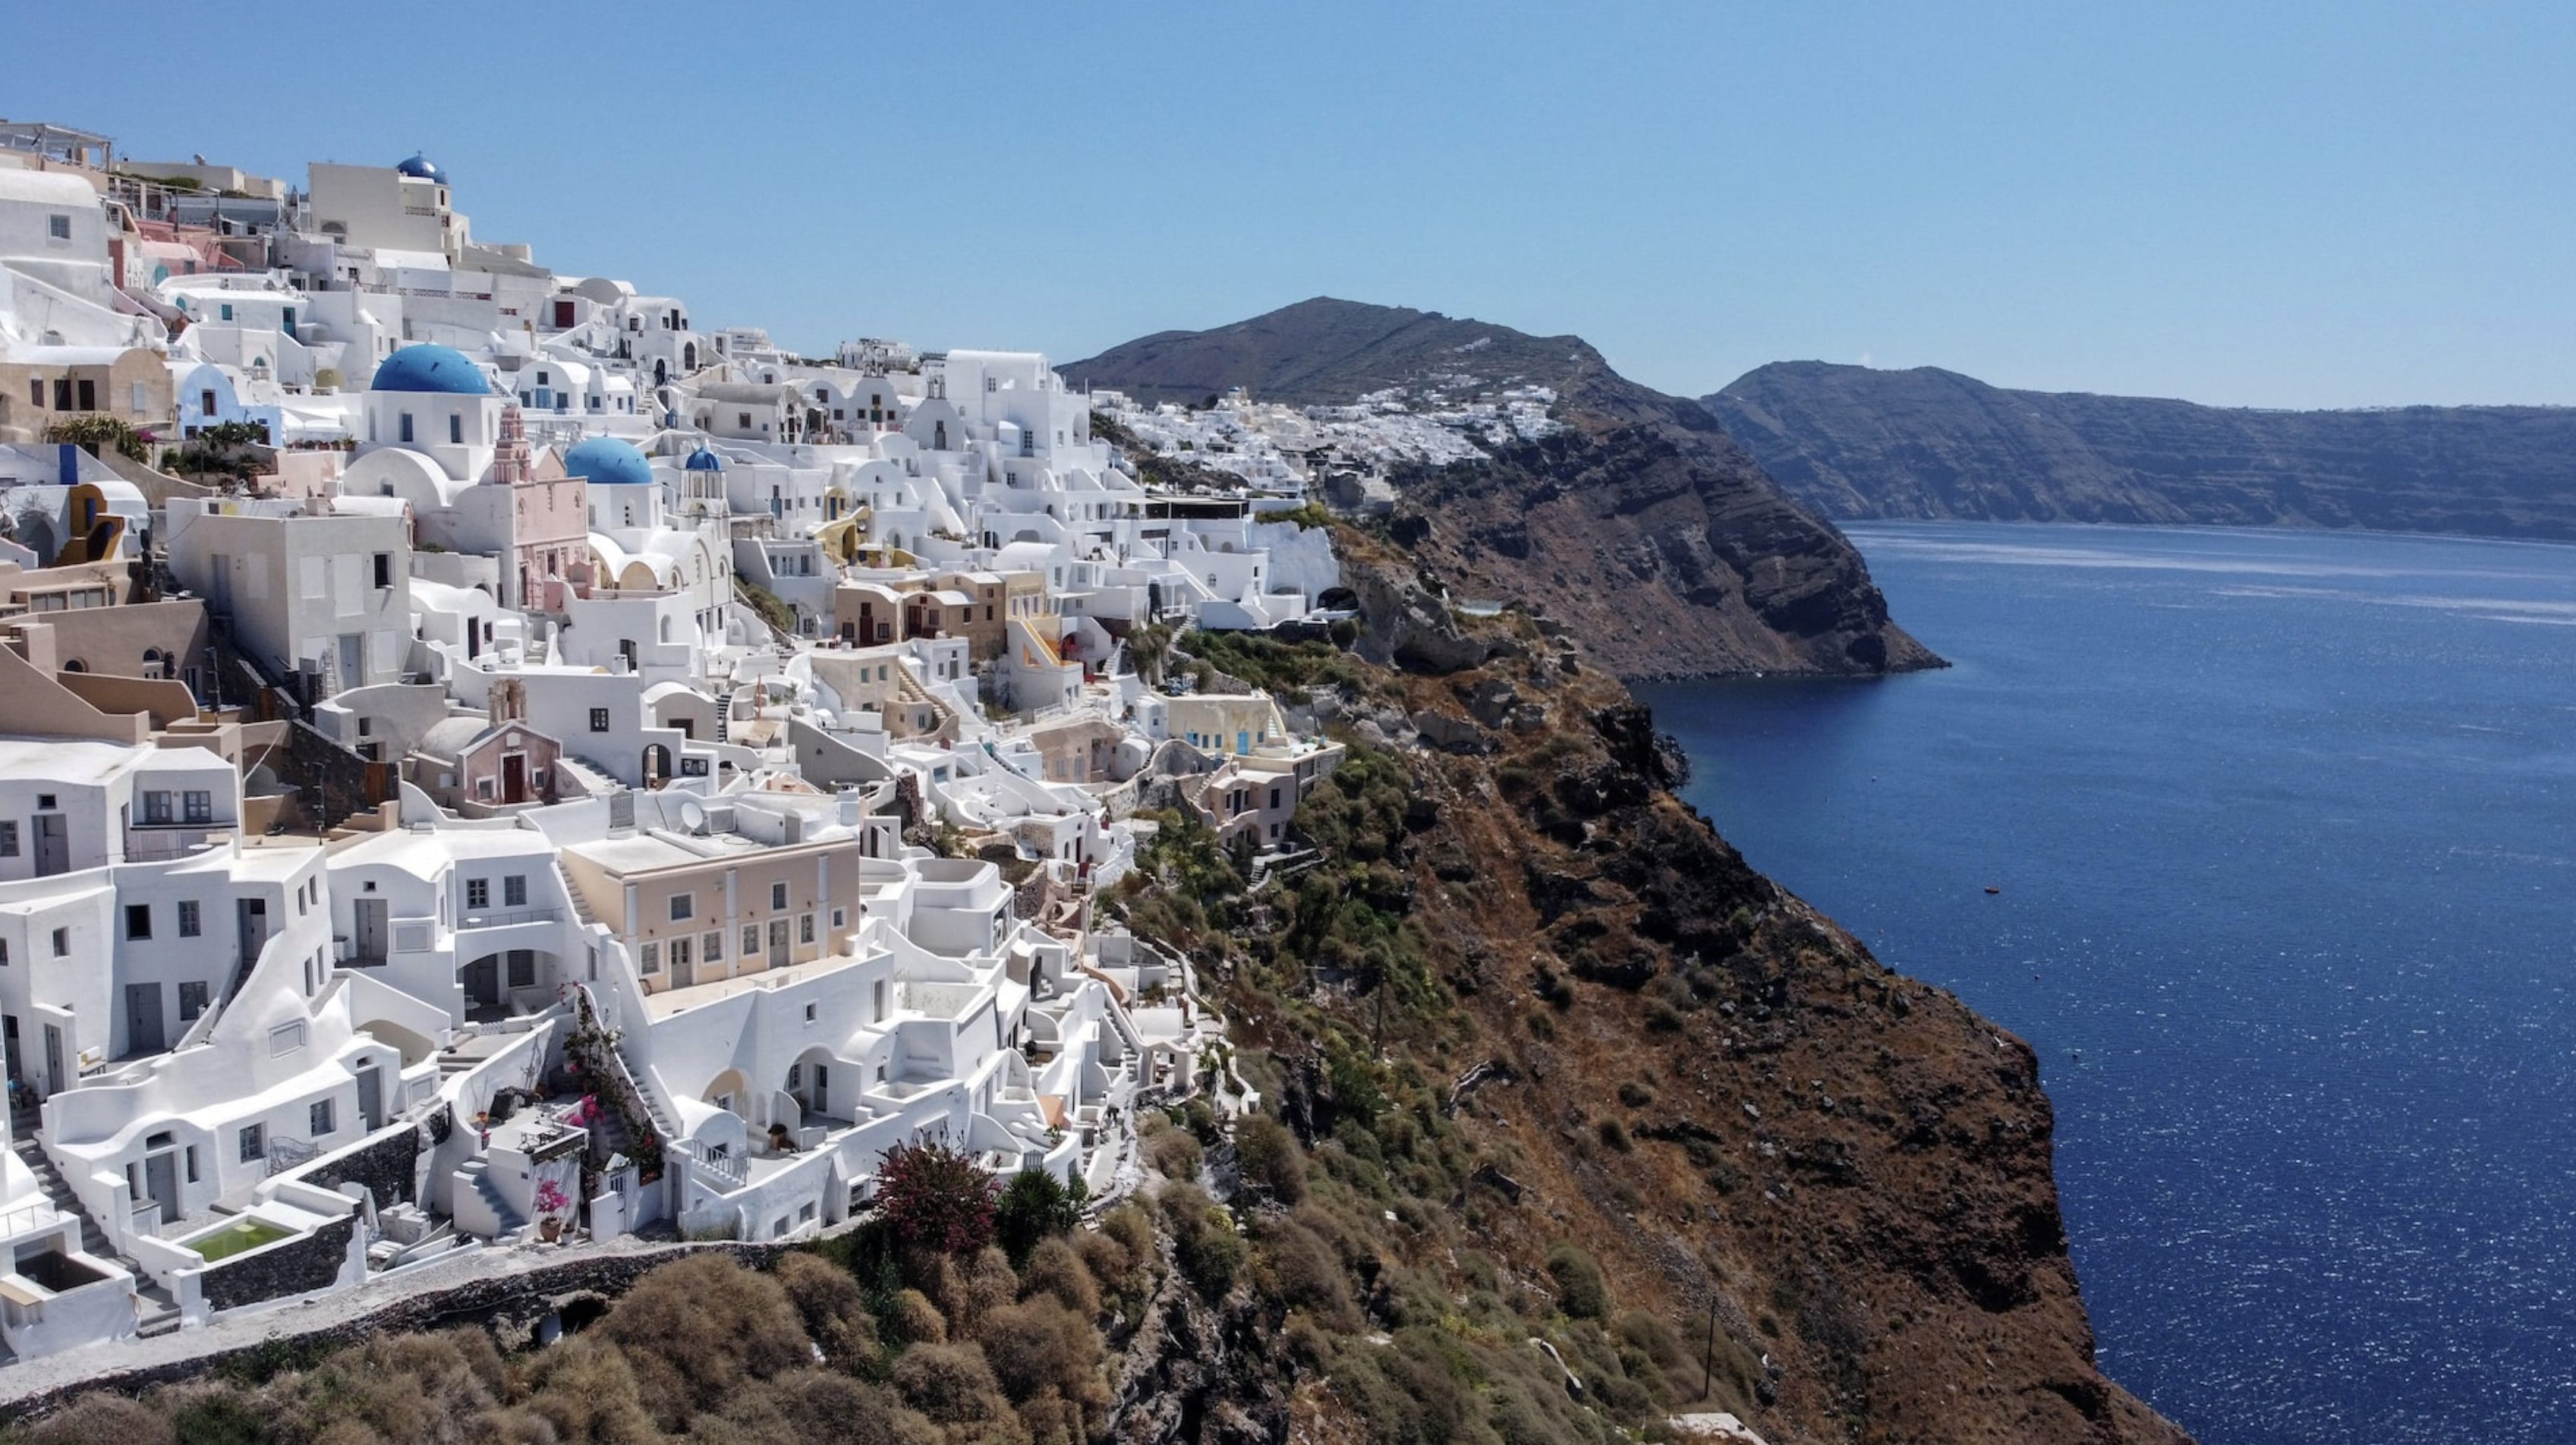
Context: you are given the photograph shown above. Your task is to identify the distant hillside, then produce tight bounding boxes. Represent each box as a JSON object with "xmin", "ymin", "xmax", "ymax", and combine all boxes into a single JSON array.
[
  {"xmin": 1068, "ymin": 300, "xmax": 1940, "ymax": 680},
  {"xmin": 1704, "ymin": 362, "xmax": 2576, "ymax": 540}
]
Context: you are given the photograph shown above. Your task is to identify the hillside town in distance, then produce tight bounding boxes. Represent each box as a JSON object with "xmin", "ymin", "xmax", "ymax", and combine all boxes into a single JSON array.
[{"xmin": 0, "ymin": 116, "xmax": 1485, "ymax": 1365}]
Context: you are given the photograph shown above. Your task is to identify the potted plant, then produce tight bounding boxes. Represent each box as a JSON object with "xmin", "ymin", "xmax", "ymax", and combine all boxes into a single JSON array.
[{"xmin": 534, "ymin": 1178, "xmax": 572, "ymax": 1242}]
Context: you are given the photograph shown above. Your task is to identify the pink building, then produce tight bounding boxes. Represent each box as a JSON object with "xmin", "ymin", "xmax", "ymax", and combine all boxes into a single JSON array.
[{"xmin": 477, "ymin": 405, "xmax": 589, "ymax": 612}]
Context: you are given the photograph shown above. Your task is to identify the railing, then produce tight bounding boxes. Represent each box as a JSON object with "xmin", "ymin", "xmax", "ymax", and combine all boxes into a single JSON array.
[
  {"xmin": 123, "ymin": 826, "xmax": 221, "ymax": 862},
  {"xmin": 128, "ymin": 1200, "xmax": 162, "ymax": 1241},
  {"xmin": 0, "ymin": 1198, "xmax": 55, "ymax": 1238},
  {"xmin": 455, "ymin": 906, "xmax": 564, "ymax": 930},
  {"xmin": 685, "ymin": 1138, "xmax": 746, "ymax": 1188}
]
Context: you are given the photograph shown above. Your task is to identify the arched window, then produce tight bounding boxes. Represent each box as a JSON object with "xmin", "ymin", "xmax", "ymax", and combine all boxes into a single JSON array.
[{"xmin": 141, "ymin": 647, "xmax": 168, "ymax": 679}]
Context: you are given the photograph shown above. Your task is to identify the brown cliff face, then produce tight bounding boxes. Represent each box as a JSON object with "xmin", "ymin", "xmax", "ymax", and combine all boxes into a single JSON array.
[
  {"xmin": 1066, "ymin": 299, "xmax": 1941, "ymax": 681},
  {"xmin": 1116, "ymin": 544, "xmax": 2190, "ymax": 1445}
]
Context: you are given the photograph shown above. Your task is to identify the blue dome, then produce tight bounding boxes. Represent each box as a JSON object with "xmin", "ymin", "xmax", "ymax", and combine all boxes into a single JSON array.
[
  {"xmin": 683, "ymin": 445, "xmax": 725, "ymax": 472},
  {"xmin": 395, "ymin": 153, "xmax": 446, "ymax": 183},
  {"xmin": 372, "ymin": 345, "xmax": 490, "ymax": 395},
  {"xmin": 563, "ymin": 436, "xmax": 656, "ymax": 488}
]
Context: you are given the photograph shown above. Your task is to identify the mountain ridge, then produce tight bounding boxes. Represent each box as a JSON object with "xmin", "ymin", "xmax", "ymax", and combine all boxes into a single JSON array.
[
  {"xmin": 1068, "ymin": 300, "xmax": 1941, "ymax": 682},
  {"xmin": 1704, "ymin": 360, "xmax": 2576, "ymax": 538}
]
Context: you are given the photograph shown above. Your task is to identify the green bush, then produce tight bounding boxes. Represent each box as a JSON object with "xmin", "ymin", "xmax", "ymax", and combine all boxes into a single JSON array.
[
  {"xmin": 993, "ymin": 1167, "xmax": 1087, "ymax": 1267},
  {"xmin": 1545, "ymin": 1243, "xmax": 1608, "ymax": 1320}
]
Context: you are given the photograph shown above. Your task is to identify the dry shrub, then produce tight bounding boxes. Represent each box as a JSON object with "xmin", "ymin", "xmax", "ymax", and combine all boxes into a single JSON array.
[
  {"xmin": 888, "ymin": 1287, "xmax": 947, "ymax": 1346},
  {"xmin": 934, "ymin": 1245, "xmax": 1019, "ymax": 1335},
  {"xmin": 597, "ymin": 1254, "xmax": 810, "ymax": 1428},
  {"xmin": 1019, "ymin": 1236, "xmax": 1100, "ymax": 1318},
  {"xmin": 972, "ymin": 1298, "xmax": 1106, "ymax": 1412},
  {"xmin": 514, "ymin": 1336, "xmax": 664, "ymax": 1445},
  {"xmin": 890, "ymin": 1343, "xmax": 1024, "ymax": 1444},
  {"xmin": 1253, "ymin": 1216, "xmax": 1356, "ymax": 1329},
  {"xmin": 705, "ymin": 1368, "xmax": 940, "ymax": 1445},
  {"xmin": 1012, "ymin": 1388, "xmax": 1088, "ymax": 1445},
  {"xmin": 1075, "ymin": 1229, "xmax": 1135, "ymax": 1300},
  {"xmin": 1233, "ymin": 1113, "xmax": 1307, "ymax": 1204},
  {"xmin": 288, "ymin": 1328, "xmax": 509, "ymax": 1444},
  {"xmin": 775, "ymin": 1251, "xmax": 882, "ymax": 1374},
  {"xmin": 1141, "ymin": 1117, "xmax": 1201, "ymax": 1179},
  {"xmin": 24, "ymin": 1396, "xmax": 175, "ymax": 1445}
]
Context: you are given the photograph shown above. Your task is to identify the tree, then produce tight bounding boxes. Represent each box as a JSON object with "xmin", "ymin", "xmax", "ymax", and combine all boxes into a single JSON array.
[
  {"xmin": 875, "ymin": 1135, "xmax": 999, "ymax": 1257},
  {"xmin": 992, "ymin": 1168, "xmax": 1087, "ymax": 1267}
]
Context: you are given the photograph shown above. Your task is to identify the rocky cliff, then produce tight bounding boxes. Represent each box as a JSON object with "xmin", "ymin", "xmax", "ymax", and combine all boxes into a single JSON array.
[
  {"xmin": 1095, "ymin": 543, "xmax": 2195, "ymax": 1445},
  {"xmin": 1066, "ymin": 300, "xmax": 1941, "ymax": 681},
  {"xmin": 1706, "ymin": 361, "xmax": 2576, "ymax": 539}
]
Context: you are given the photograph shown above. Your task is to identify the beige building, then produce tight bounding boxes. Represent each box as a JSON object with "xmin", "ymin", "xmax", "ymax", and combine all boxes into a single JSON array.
[
  {"xmin": 0, "ymin": 347, "xmax": 174, "ymax": 444},
  {"xmin": 559, "ymin": 823, "xmax": 871, "ymax": 994}
]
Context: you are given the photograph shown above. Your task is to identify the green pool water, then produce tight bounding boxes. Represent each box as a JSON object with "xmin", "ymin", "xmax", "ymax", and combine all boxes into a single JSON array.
[{"xmin": 186, "ymin": 1217, "xmax": 293, "ymax": 1262}]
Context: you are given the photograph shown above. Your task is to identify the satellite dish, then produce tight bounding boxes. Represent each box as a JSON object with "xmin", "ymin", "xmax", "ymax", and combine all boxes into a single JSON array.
[{"xmin": 676, "ymin": 798, "xmax": 707, "ymax": 835}]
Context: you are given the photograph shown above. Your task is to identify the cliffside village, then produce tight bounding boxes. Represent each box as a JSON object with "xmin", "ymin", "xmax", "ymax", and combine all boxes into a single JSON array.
[{"xmin": 0, "ymin": 120, "xmax": 1371, "ymax": 1362}]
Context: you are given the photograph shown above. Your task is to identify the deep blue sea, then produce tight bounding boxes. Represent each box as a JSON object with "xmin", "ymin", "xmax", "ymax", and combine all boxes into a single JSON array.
[{"xmin": 1637, "ymin": 522, "xmax": 2576, "ymax": 1445}]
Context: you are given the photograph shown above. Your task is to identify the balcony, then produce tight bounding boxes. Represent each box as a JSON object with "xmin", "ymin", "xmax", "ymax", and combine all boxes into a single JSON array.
[
  {"xmin": 124, "ymin": 825, "xmax": 222, "ymax": 862},
  {"xmin": 455, "ymin": 906, "xmax": 564, "ymax": 932}
]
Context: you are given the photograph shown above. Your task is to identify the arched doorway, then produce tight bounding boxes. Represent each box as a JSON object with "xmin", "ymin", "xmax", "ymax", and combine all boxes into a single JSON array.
[
  {"xmin": 785, "ymin": 1047, "xmax": 846, "ymax": 1128},
  {"xmin": 701, "ymin": 1068, "xmax": 751, "ymax": 1120},
  {"xmin": 641, "ymin": 744, "xmax": 672, "ymax": 786}
]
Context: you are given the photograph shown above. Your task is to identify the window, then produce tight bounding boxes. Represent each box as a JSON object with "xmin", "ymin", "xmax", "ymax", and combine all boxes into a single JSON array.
[
  {"xmin": 178, "ymin": 900, "xmax": 200, "ymax": 937},
  {"xmin": 398, "ymin": 412, "xmax": 414, "ymax": 444},
  {"xmin": 310, "ymin": 1099, "xmax": 335, "ymax": 1135},
  {"xmin": 799, "ymin": 913, "xmax": 814, "ymax": 946},
  {"xmin": 831, "ymin": 908, "xmax": 846, "ymax": 930},
  {"xmin": 669, "ymin": 893, "xmax": 693, "ymax": 922},
  {"xmin": 589, "ymin": 707, "xmax": 610, "ymax": 733},
  {"xmin": 507, "ymin": 951, "xmax": 534, "ymax": 987},
  {"xmin": 373, "ymin": 552, "xmax": 392, "ymax": 590},
  {"xmin": 503, "ymin": 874, "xmax": 527, "ymax": 907},
  {"xmin": 742, "ymin": 925, "xmax": 760, "ymax": 957},
  {"xmin": 770, "ymin": 882, "xmax": 788, "ymax": 911},
  {"xmin": 268, "ymin": 1021, "xmax": 307, "ymax": 1056},
  {"xmin": 219, "ymin": 303, "xmax": 233, "ymax": 321},
  {"xmin": 200, "ymin": 389, "xmax": 217, "ymax": 415},
  {"xmin": 48, "ymin": 214, "xmax": 70, "ymax": 241},
  {"xmin": 639, "ymin": 941, "xmax": 660, "ymax": 974},
  {"xmin": 0, "ymin": 821, "xmax": 14, "ymax": 857},
  {"xmin": 76, "ymin": 379, "xmax": 93, "ymax": 411},
  {"xmin": 178, "ymin": 981, "xmax": 207, "ymax": 1020},
  {"xmin": 143, "ymin": 790, "xmax": 172, "ymax": 823},
  {"xmin": 466, "ymin": 878, "xmax": 490, "ymax": 910},
  {"xmin": 125, "ymin": 904, "xmax": 150, "ymax": 940},
  {"xmin": 0, "ymin": 940, "xmax": 8, "ymax": 965},
  {"xmin": 449, "ymin": 414, "xmax": 462, "ymax": 445},
  {"xmin": 805, "ymin": 1003, "xmax": 818, "ymax": 1023},
  {"xmin": 704, "ymin": 930, "xmax": 723, "ymax": 962},
  {"xmin": 184, "ymin": 791, "xmax": 212, "ymax": 823},
  {"xmin": 51, "ymin": 927, "xmax": 68, "ymax": 957},
  {"xmin": 239, "ymin": 1124, "xmax": 264, "ymax": 1161}
]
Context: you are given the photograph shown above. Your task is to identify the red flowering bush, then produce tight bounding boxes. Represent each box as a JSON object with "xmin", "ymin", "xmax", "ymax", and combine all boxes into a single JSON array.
[{"xmin": 875, "ymin": 1136, "xmax": 998, "ymax": 1255}]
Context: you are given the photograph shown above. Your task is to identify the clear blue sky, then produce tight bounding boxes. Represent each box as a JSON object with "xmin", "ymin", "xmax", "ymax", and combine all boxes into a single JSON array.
[{"xmin": 15, "ymin": 2, "xmax": 2571, "ymax": 409}]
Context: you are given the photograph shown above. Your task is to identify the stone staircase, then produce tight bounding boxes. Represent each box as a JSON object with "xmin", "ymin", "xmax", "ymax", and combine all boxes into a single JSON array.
[
  {"xmin": 453, "ymin": 1157, "xmax": 523, "ymax": 1237},
  {"xmin": 554, "ymin": 754, "xmax": 621, "ymax": 799},
  {"xmin": 894, "ymin": 666, "xmax": 960, "ymax": 742},
  {"xmin": 10, "ymin": 1104, "xmax": 181, "ymax": 1336}
]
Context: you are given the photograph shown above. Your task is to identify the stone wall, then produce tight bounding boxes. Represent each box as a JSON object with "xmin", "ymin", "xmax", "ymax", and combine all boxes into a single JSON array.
[
  {"xmin": 198, "ymin": 1214, "xmax": 355, "ymax": 1314},
  {"xmin": 281, "ymin": 718, "xmax": 396, "ymax": 826},
  {"xmin": 301, "ymin": 1123, "xmax": 424, "ymax": 1209},
  {"xmin": 5, "ymin": 1239, "xmax": 797, "ymax": 1418}
]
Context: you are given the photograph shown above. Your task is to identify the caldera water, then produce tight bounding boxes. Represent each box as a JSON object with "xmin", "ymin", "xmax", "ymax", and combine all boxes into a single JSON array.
[{"xmin": 1638, "ymin": 522, "xmax": 2576, "ymax": 1445}]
